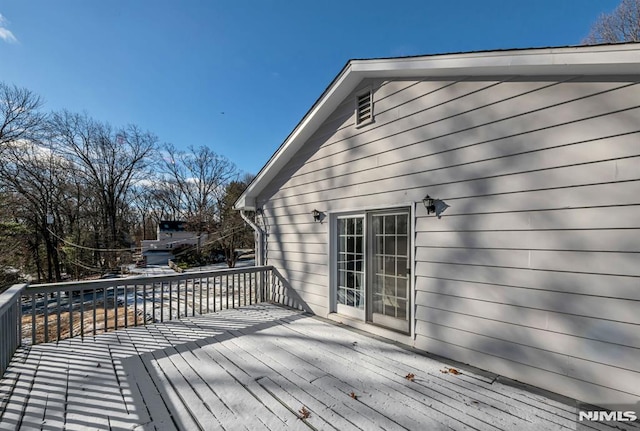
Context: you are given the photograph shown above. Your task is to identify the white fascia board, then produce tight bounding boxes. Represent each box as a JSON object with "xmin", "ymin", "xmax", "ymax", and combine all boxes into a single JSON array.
[
  {"xmin": 350, "ymin": 45, "xmax": 640, "ymax": 77},
  {"xmin": 234, "ymin": 44, "xmax": 640, "ymax": 210}
]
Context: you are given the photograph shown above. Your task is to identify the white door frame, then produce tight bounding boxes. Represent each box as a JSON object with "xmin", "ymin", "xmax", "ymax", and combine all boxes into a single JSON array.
[{"xmin": 328, "ymin": 202, "xmax": 415, "ymax": 336}]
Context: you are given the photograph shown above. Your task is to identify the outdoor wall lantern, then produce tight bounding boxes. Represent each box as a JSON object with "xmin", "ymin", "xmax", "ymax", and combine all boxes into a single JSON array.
[
  {"xmin": 423, "ymin": 195, "xmax": 450, "ymax": 219},
  {"xmin": 423, "ymin": 195, "xmax": 436, "ymax": 214},
  {"xmin": 312, "ymin": 209, "xmax": 324, "ymax": 223}
]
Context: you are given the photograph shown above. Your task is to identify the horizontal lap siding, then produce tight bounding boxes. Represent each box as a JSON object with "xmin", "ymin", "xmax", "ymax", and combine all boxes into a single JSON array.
[{"xmin": 258, "ymin": 76, "xmax": 640, "ymax": 406}]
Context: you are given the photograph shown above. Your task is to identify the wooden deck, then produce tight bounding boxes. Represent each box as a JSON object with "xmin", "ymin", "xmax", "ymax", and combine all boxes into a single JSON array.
[{"xmin": 0, "ymin": 304, "xmax": 634, "ymax": 430}]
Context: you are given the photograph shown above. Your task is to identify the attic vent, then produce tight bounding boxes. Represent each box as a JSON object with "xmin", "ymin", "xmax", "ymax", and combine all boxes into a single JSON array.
[{"xmin": 355, "ymin": 90, "xmax": 373, "ymax": 127}]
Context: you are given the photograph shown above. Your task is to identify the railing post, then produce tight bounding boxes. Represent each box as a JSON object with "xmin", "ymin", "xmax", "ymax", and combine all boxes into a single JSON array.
[{"xmin": 0, "ymin": 284, "xmax": 27, "ymax": 377}]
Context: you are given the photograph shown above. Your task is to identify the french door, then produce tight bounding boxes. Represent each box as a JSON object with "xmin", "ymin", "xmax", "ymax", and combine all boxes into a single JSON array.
[{"xmin": 335, "ymin": 209, "xmax": 410, "ymax": 333}]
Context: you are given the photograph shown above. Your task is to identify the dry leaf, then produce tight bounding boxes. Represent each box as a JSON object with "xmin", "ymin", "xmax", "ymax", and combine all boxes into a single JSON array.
[
  {"xmin": 349, "ymin": 391, "xmax": 358, "ymax": 400},
  {"xmin": 405, "ymin": 373, "xmax": 415, "ymax": 382},
  {"xmin": 448, "ymin": 368, "xmax": 461, "ymax": 375},
  {"xmin": 299, "ymin": 406, "xmax": 311, "ymax": 419}
]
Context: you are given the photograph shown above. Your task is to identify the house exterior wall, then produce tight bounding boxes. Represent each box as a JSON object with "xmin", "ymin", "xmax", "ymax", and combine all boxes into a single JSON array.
[{"xmin": 255, "ymin": 75, "xmax": 640, "ymax": 407}]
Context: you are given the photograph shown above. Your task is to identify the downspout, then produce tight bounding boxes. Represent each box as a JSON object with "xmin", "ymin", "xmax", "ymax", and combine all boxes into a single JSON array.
[{"xmin": 240, "ymin": 210, "xmax": 264, "ymax": 267}]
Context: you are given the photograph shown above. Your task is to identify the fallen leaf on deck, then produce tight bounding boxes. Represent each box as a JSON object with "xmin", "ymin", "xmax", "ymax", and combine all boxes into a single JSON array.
[
  {"xmin": 349, "ymin": 391, "xmax": 358, "ymax": 400},
  {"xmin": 298, "ymin": 406, "xmax": 311, "ymax": 419},
  {"xmin": 447, "ymin": 368, "xmax": 462, "ymax": 375},
  {"xmin": 405, "ymin": 373, "xmax": 415, "ymax": 381}
]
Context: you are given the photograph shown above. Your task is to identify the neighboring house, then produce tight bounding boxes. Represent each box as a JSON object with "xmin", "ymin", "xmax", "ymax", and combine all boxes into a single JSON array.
[
  {"xmin": 141, "ymin": 221, "xmax": 207, "ymax": 265},
  {"xmin": 235, "ymin": 44, "xmax": 640, "ymax": 408}
]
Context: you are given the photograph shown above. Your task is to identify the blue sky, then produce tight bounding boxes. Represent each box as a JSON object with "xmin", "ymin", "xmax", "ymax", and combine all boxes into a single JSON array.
[{"xmin": 0, "ymin": 1, "xmax": 620, "ymax": 176}]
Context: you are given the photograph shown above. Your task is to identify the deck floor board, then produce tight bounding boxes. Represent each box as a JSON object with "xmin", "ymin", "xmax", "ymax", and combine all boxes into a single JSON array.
[{"xmin": 1, "ymin": 304, "xmax": 637, "ymax": 430}]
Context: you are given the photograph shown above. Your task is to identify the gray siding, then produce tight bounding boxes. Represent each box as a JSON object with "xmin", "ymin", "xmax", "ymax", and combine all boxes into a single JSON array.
[{"xmin": 257, "ymin": 75, "xmax": 640, "ymax": 406}]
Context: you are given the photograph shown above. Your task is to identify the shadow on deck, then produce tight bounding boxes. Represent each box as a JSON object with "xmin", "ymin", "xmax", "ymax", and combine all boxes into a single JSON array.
[{"xmin": 1, "ymin": 304, "xmax": 637, "ymax": 430}]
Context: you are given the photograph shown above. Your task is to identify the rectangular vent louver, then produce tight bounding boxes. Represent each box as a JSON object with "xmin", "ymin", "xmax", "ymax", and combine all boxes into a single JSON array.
[{"xmin": 356, "ymin": 91, "xmax": 372, "ymax": 125}]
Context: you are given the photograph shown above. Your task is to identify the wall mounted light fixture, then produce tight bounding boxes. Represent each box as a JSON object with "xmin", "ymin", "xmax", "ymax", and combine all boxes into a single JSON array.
[
  {"xmin": 312, "ymin": 209, "xmax": 323, "ymax": 222},
  {"xmin": 423, "ymin": 195, "xmax": 436, "ymax": 214},
  {"xmin": 423, "ymin": 194, "xmax": 450, "ymax": 219}
]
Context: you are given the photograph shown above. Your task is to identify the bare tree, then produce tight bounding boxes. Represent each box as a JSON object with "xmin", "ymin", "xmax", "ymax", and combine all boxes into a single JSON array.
[
  {"xmin": 0, "ymin": 82, "xmax": 46, "ymax": 150},
  {"xmin": 583, "ymin": 0, "xmax": 640, "ymax": 44},
  {"xmin": 0, "ymin": 140, "xmax": 73, "ymax": 282},
  {"xmin": 157, "ymin": 144, "xmax": 237, "ymax": 234},
  {"xmin": 216, "ymin": 178, "xmax": 254, "ymax": 267},
  {"xmin": 0, "ymin": 193, "xmax": 30, "ymax": 289},
  {"xmin": 50, "ymin": 111, "xmax": 157, "ymax": 269}
]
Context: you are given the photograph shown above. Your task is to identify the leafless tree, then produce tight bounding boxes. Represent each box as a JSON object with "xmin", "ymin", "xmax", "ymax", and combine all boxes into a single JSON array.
[
  {"xmin": 583, "ymin": 0, "xmax": 640, "ymax": 44},
  {"xmin": 0, "ymin": 82, "xmax": 46, "ymax": 150},
  {"xmin": 50, "ymin": 111, "xmax": 157, "ymax": 269},
  {"xmin": 156, "ymin": 144, "xmax": 237, "ymax": 235},
  {"xmin": 216, "ymin": 177, "xmax": 255, "ymax": 267},
  {"xmin": 0, "ymin": 193, "xmax": 30, "ymax": 289},
  {"xmin": 0, "ymin": 140, "xmax": 73, "ymax": 281}
]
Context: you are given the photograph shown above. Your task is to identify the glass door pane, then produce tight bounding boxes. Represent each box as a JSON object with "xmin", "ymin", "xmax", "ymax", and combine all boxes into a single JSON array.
[
  {"xmin": 336, "ymin": 216, "xmax": 365, "ymax": 318},
  {"xmin": 369, "ymin": 211, "xmax": 410, "ymax": 333}
]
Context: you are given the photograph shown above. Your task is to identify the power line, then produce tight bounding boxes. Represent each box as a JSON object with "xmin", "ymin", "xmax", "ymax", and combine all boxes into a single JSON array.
[
  {"xmin": 47, "ymin": 223, "xmax": 249, "ymax": 255},
  {"xmin": 47, "ymin": 228, "xmax": 134, "ymax": 252},
  {"xmin": 171, "ymin": 224, "xmax": 249, "ymax": 257}
]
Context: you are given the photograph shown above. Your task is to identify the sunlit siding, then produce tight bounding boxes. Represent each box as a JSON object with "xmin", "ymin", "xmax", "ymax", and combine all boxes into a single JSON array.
[{"xmin": 256, "ymin": 75, "xmax": 640, "ymax": 407}]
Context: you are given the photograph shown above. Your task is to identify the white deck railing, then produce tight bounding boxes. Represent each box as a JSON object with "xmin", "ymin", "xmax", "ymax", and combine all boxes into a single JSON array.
[
  {"xmin": 0, "ymin": 284, "xmax": 26, "ymax": 377},
  {"xmin": 0, "ymin": 266, "xmax": 282, "ymax": 352}
]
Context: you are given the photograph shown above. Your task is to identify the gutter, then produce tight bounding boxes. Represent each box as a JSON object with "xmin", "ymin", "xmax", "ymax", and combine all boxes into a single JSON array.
[{"xmin": 240, "ymin": 210, "xmax": 264, "ymax": 266}]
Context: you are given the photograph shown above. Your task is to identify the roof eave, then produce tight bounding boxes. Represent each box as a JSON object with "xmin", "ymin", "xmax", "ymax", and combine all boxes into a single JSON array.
[{"xmin": 234, "ymin": 44, "xmax": 640, "ymax": 211}]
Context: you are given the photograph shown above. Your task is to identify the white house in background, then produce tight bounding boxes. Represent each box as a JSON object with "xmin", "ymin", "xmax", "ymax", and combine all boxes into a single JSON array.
[
  {"xmin": 141, "ymin": 221, "xmax": 207, "ymax": 265},
  {"xmin": 235, "ymin": 44, "xmax": 640, "ymax": 409}
]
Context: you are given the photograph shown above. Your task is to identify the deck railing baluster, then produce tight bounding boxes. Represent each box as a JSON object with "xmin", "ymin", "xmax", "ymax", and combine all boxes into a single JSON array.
[
  {"xmin": 236, "ymin": 273, "xmax": 239, "ymax": 308},
  {"xmin": 133, "ymin": 284, "xmax": 138, "ymax": 326},
  {"xmin": 56, "ymin": 291, "xmax": 61, "ymax": 342},
  {"xmin": 176, "ymin": 280, "xmax": 180, "ymax": 319},
  {"xmin": 169, "ymin": 280, "xmax": 173, "ymax": 321},
  {"xmin": 213, "ymin": 276, "xmax": 217, "ymax": 312},
  {"xmin": 143, "ymin": 283, "xmax": 147, "ymax": 326},
  {"xmin": 44, "ymin": 293, "xmax": 49, "ymax": 343},
  {"xmin": 68, "ymin": 290, "xmax": 73, "ymax": 339},
  {"xmin": 7, "ymin": 266, "xmax": 277, "ymax": 347},
  {"xmin": 251, "ymin": 272, "xmax": 255, "ymax": 304},
  {"xmin": 31, "ymin": 293, "xmax": 36, "ymax": 344},
  {"xmin": 114, "ymin": 285, "xmax": 119, "ymax": 332},
  {"xmin": 104, "ymin": 287, "xmax": 108, "ymax": 334},
  {"xmin": 199, "ymin": 277, "xmax": 203, "ymax": 315},
  {"xmin": 206, "ymin": 277, "xmax": 210, "ymax": 313},
  {"xmin": 123, "ymin": 284, "xmax": 128, "ymax": 328},
  {"xmin": 92, "ymin": 290, "xmax": 97, "ymax": 337},
  {"xmin": 152, "ymin": 282, "xmax": 156, "ymax": 323},
  {"xmin": 80, "ymin": 289, "xmax": 84, "ymax": 338},
  {"xmin": 184, "ymin": 279, "xmax": 188, "ymax": 317}
]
